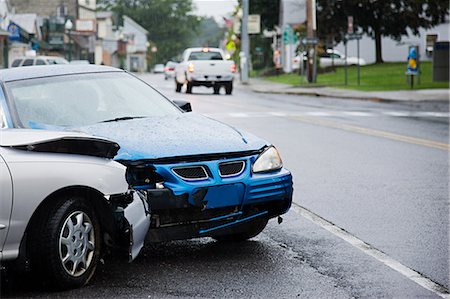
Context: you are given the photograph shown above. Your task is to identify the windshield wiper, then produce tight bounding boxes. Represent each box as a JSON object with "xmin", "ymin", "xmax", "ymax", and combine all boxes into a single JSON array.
[{"xmin": 99, "ymin": 116, "xmax": 147, "ymax": 123}]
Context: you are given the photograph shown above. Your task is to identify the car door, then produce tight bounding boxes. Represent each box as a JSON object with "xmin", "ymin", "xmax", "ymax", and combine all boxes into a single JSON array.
[{"xmin": 0, "ymin": 152, "xmax": 13, "ymax": 254}]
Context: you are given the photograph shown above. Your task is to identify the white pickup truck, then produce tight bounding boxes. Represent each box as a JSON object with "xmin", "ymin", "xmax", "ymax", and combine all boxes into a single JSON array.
[{"xmin": 175, "ymin": 47, "xmax": 236, "ymax": 95}]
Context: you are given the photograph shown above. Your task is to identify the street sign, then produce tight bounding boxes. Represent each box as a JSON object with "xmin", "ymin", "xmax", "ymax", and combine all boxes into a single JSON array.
[
  {"xmin": 76, "ymin": 19, "xmax": 96, "ymax": 32},
  {"xmin": 346, "ymin": 33, "xmax": 362, "ymax": 40},
  {"xmin": 226, "ymin": 40, "xmax": 236, "ymax": 54},
  {"xmin": 301, "ymin": 37, "xmax": 319, "ymax": 45},
  {"xmin": 406, "ymin": 46, "xmax": 418, "ymax": 75},
  {"xmin": 283, "ymin": 25, "xmax": 297, "ymax": 45},
  {"xmin": 7, "ymin": 23, "xmax": 20, "ymax": 41},
  {"xmin": 248, "ymin": 15, "xmax": 260, "ymax": 34}
]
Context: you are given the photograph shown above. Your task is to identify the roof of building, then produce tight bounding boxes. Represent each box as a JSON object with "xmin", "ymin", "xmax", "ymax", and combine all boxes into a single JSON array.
[
  {"xmin": 10, "ymin": 13, "xmax": 37, "ymax": 34},
  {"xmin": 123, "ymin": 15, "xmax": 148, "ymax": 34},
  {"xmin": 0, "ymin": 65, "xmax": 122, "ymax": 82},
  {"xmin": 97, "ymin": 11, "xmax": 114, "ymax": 19}
]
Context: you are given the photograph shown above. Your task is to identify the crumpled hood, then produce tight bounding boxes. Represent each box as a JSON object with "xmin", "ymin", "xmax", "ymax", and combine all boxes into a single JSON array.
[{"xmin": 75, "ymin": 113, "xmax": 268, "ymax": 161}]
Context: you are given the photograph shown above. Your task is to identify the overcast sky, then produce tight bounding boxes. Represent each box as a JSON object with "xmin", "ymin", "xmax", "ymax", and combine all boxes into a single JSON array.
[{"xmin": 193, "ymin": 0, "xmax": 238, "ymax": 23}]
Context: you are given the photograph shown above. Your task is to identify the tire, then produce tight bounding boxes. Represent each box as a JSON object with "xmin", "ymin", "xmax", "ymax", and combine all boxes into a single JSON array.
[
  {"xmin": 213, "ymin": 85, "xmax": 220, "ymax": 95},
  {"xmin": 30, "ymin": 196, "xmax": 101, "ymax": 290},
  {"xmin": 212, "ymin": 217, "xmax": 268, "ymax": 242},
  {"xmin": 225, "ymin": 82, "xmax": 233, "ymax": 95},
  {"xmin": 175, "ymin": 80, "xmax": 182, "ymax": 93},
  {"xmin": 186, "ymin": 82, "xmax": 193, "ymax": 94}
]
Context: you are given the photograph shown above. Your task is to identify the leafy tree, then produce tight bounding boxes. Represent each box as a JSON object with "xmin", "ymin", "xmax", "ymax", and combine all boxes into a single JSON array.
[
  {"xmin": 97, "ymin": 0, "xmax": 201, "ymax": 64},
  {"xmin": 239, "ymin": 0, "xmax": 279, "ymax": 30},
  {"xmin": 317, "ymin": 0, "xmax": 449, "ymax": 63},
  {"xmin": 192, "ymin": 17, "xmax": 226, "ymax": 48},
  {"xmin": 237, "ymin": 0, "xmax": 280, "ymax": 69}
]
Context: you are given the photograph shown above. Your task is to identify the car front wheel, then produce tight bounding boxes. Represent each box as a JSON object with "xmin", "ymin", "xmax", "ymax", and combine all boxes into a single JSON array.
[{"xmin": 31, "ymin": 196, "xmax": 101, "ymax": 290}]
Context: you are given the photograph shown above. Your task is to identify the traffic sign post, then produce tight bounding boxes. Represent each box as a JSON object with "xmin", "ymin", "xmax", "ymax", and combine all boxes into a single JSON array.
[
  {"xmin": 344, "ymin": 32, "xmax": 363, "ymax": 86},
  {"xmin": 406, "ymin": 45, "xmax": 419, "ymax": 89}
]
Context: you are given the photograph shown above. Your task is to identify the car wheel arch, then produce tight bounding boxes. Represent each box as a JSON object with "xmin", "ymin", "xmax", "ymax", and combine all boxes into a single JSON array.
[{"xmin": 20, "ymin": 186, "xmax": 115, "ymax": 265}]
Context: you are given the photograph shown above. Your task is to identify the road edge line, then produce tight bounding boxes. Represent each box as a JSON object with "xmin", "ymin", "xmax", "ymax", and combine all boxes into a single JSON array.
[{"xmin": 291, "ymin": 203, "xmax": 450, "ymax": 298}]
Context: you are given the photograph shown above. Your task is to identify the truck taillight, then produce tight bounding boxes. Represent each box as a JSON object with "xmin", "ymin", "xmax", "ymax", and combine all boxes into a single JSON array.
[
  {"xmin": 231, "ymin": 63, "xmax": 236, "ymax": 73},
  {"xmin": 188, "ymin": 63, "xmax": 195, "ymax": 72}
]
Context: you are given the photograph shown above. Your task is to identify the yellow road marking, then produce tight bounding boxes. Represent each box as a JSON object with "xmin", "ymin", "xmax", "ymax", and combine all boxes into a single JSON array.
[{"xmin": 289, "ymin": 116, "xmax": 450, "ymax": 151}]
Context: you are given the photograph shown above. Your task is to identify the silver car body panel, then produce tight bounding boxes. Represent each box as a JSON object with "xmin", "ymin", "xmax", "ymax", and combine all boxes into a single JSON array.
[
  {"xmin": 124, "ymin": 192, "xmax": 151, "ymax": 261},
  {"xmin": 0, "ymin": 129, "xmax": 150, "ymax": 262},
  {"xmin": 0, "ymin": 154, "xmax": 13, "ymax": 255},
  {"xmin": 0, "ymin": 129, "xmax": 113, "ymax": 147}
]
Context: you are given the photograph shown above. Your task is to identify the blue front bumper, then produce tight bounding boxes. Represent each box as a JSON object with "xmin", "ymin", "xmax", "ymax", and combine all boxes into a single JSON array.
[{"xmin": 141, "ymin": 155, "xmax": 293, "ymax": 241}]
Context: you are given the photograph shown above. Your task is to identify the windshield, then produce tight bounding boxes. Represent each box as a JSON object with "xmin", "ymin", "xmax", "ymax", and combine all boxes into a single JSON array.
[
  {"xmin": 188, "ymin": 51, "xmax": 223, "ymax": 60},
  {"xmin": 7, "ymin": 72, "xmax": 181, "ymax": 128}
]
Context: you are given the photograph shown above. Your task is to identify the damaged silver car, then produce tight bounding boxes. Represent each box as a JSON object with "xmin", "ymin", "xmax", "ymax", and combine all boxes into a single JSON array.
[
  {"xmin": 0, "ymin": 129, "xmax": 150, "ymax": 289},
  {"xmin": 0, "ymin": 65, "xmax": 293, "ymax": 290}
]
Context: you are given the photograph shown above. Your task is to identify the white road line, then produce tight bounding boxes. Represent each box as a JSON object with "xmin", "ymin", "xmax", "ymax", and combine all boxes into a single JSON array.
[
  {"xmin": 228, "ymin": 113, "xmax": 249, "ymax": 118},
  {"xmin": 342, "ymin": 111, "xmax": 374, "ymax": 117},
  {"xmin": 414, "ymin": 112, "xmax": 450, "ymax": 118},
  {"xmin": 382, "ymin": 111, "xmax": 411, "ymax": 117},
  {"xmin": 305, "ymin": 111, "xmax": 332, "ymax": 116},
  {"xmin": 203, "ymin": 111, "xmax": 448, "ymax": 119},
  {"xmin": 269, "ymin": 112, "xmax": 287, "ymax": 117},
  {"xmin": 291, "ymin": 203, "xmax": 450, "ymax": 298}
]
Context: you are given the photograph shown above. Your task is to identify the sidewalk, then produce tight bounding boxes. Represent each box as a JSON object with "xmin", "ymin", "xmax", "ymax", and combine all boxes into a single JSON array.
[{"xmin": 244, "ymin": 78, "xmax": 450, "ymax": 102}]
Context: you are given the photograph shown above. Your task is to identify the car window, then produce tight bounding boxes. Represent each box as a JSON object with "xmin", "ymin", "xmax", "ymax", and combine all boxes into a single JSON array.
[
  {"xmin": 330, "ymin": 53, "xmax": 341, "ymax": 59},
  {"xmin": 7, "ymin": 72, "xmax": 181, "ymax": 128},
  {"xmin": 22, "ymin": 59, "xmax": 34, "ymax": 66},
  {"xmin": 35, "ymin": 59, "xmax": 46, "ymax": 65},
  {"xmin": 46, "ymin": 58, "xmax": 69, "ymax": 64},
  {"xmin": 188, "ymin": 51, "xmax": 223, "ymax": 61},
  {"xmin": 11, "ymin": 59, "xmax": 22, "ymax": 67}
]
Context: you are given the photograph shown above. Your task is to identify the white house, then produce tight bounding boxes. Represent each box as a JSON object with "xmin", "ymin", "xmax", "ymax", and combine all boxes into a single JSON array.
[
  {"xmin": 123, "ymin": 15, "xmax": 148, "ymax": 72},
  {"xmin": 278, "ymin": 0, "xmax": 450, "ymax": 71}
]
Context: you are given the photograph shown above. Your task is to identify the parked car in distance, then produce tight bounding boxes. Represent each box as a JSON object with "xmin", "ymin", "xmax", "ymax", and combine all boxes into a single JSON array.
[
  {"xmin": 11, "ymin": 56, "xmax": 69, "ymax": 67},
  {"xmin": 0, "ymin": 129, "xmax": 150, "ymax": 290},
  {"xmin": 175, "ymin": 47, "xmax": 236, "ymax": 95},
  {"xmin": 0, "ymin": 65, "xmax": 293, "ymax": 268},
  {"xmin": 292, "ymin": 51, "xmax": 307, "ymax": 70},
  {"xmin": 319, "ymin": 49, "xmax": 366, "ymax": 68},
  {"xmin": 153, "ymin": 64, "xmax": 165, "ymax": 73},
  {"xmin": 69, "ymin": 60, "xmax": 90, "ymax": 65},
  {"xmin": 164, "ymin": 61, "xmax": 177, "ymax": 80}
]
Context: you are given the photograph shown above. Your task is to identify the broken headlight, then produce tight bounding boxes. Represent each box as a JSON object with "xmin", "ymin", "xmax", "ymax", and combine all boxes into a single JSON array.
[
  {"xmin": 126, "ymin": 164, "xmax": 164, "ymax": 188},
  {"xmin": 252, "ymin": 146, "xmax": 283, "ymax": 173}
]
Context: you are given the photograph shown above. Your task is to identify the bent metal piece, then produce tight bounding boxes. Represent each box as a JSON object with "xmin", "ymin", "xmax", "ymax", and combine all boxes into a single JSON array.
[{"xmin": 122, "ymin": 191, "xmax": 151, "ymax": 261}]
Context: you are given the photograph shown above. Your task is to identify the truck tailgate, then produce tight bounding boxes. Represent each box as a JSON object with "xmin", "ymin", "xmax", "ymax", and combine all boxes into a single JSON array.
[{"xmin": 190, "ymin": 60, "xmax": 233, "ymax": 76}]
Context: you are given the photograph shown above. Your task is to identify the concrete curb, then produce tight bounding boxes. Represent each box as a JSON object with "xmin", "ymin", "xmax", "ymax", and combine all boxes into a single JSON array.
[
  {"xmin": 250, "ymin": 88, "xmax": 397, "ymax": 103},
  {"xmin": 244, "ymin": 79, "xmax": 450, "ymax": 103}
]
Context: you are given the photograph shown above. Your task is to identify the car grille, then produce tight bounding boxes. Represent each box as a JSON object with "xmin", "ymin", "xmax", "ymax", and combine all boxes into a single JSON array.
[
  {"xmin": 172, "ymin": 166, "xmax": 209, "ymax": 181},
  {"xmin": 219, "ymin": 161, "xmax": 245, "ymax": 177}
]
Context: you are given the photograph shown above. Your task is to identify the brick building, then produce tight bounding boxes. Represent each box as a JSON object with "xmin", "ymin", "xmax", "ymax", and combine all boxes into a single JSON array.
[{"xmin": 9, "ymin": 0, "xmax": 97, "ymax": 62}]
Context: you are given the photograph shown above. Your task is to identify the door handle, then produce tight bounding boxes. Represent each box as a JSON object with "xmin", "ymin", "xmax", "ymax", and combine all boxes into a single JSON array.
[{"xmin": 0, "ymin": 224, "xmax": 6, "ymax": 230}]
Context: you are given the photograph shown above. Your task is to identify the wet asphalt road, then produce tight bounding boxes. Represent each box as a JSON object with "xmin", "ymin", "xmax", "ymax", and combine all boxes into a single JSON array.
[{"xmin": 2, "ymin": 74, "xmax": 448, "ymax": 298}]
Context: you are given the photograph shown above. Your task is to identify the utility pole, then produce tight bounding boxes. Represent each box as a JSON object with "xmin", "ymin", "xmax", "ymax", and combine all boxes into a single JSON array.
[
  {"xmin": 306, "ymin": 0, "xmax": 317, "ymax": 83},
  {"xmin": 241, "ymin": 0, "xmax": 250, "ymax": 84}
]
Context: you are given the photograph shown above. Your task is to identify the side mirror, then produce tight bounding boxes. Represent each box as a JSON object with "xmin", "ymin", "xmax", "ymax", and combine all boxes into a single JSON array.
[{"xmin": 173, "ymin": 99, "xmax": 192, "ymax": 112}]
